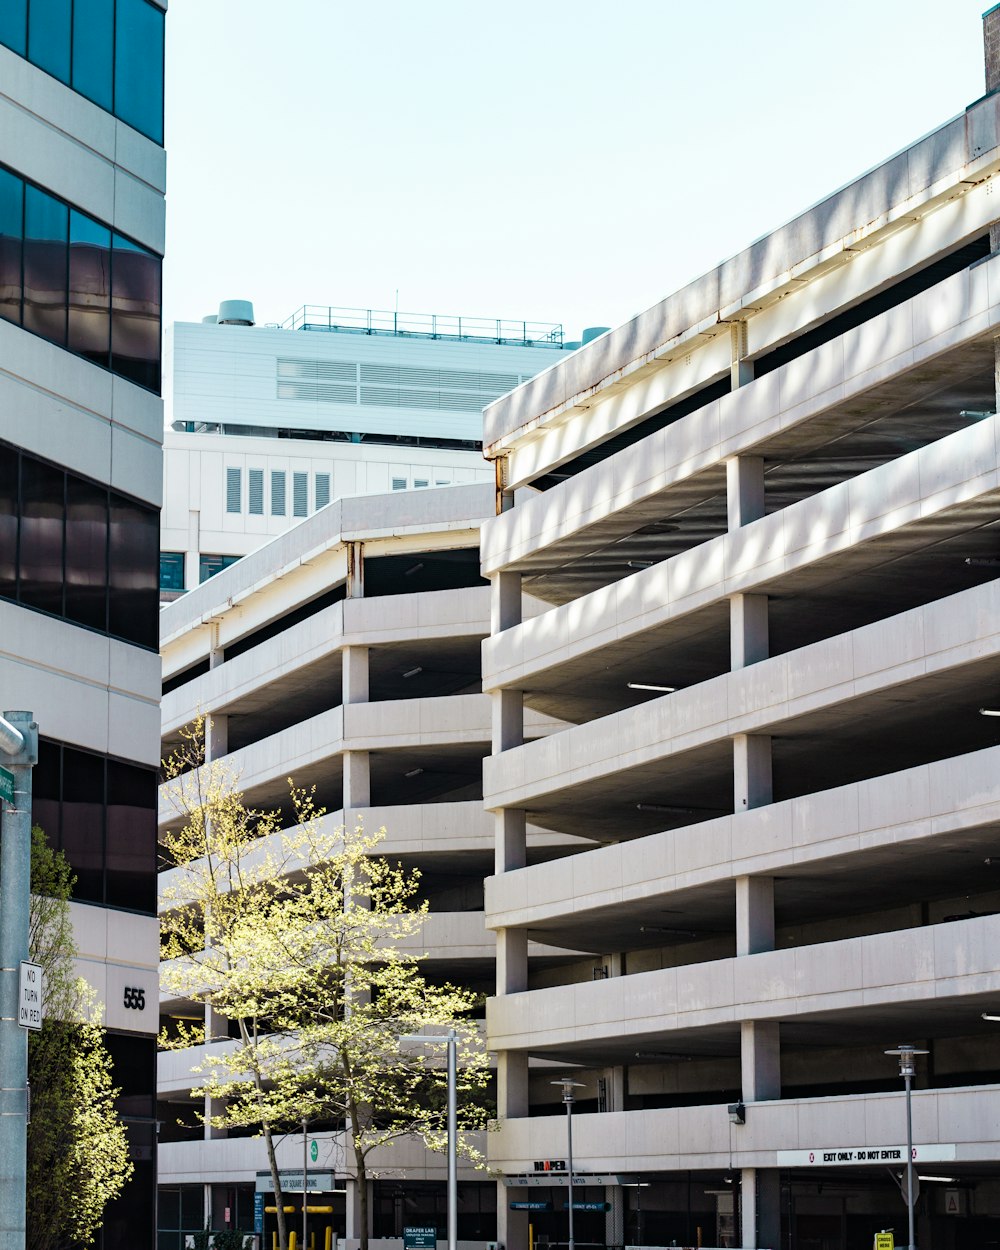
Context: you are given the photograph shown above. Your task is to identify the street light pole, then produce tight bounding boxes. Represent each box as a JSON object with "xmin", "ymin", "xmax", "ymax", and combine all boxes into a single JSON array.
[
  {"xmin": 551, "ymin": 1079, "xmax": 585, "ymax": 1250},
  {"xmin": 402, "ymin": 1031, "xmax": 458, "ymax": 1250},
  {"xmin": 0, "ymin": 711, "xmax": 38, "ymax": 1250},
  {"xmin": 885, "ymin": 1044, "xmax": 928, "ymax": 1250},
  {"xmin": 303, "ymin": 1117, "xmax": 309, "ymax": 1250}
]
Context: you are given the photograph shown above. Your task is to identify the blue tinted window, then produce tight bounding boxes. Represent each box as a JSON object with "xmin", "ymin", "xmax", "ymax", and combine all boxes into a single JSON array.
[
  {"xmin": 114, "ymin": 0, "xmax": 164, "ymax": 144},
  {"xmin": 28, "ymin": 0, "xmax": 71, "ymax": 82},
  {"xmin": 72, "ymin": 0, "xmax": 114, "ymax": 110},
  {"xmin": 0, "ymin": 0, "xmax": 28, "ymax": 56},
  {"xmin": 69, "ymin": 210, "xmax": 111, "ymax": 366},
  {"xmin": 159, "ymin": 551, "xmax": 184, "ymax": 591},
  {"xmin": 0, "ymin": 168, "xmax": 23, "ymax": 326},
  {"xmin": 23, "ymin": 185, "xmax": 68, "ymax": 345}
]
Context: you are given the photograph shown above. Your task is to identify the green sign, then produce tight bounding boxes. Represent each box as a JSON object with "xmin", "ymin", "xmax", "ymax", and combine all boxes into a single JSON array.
[
  {"xmin": 310, "ymin": 1139, "xmax": 318, "ymax": 1163},
  {"xmin": 403, "ymin": 1227, "xmax": 437, "ymax": 1250},
  {"xmin": 0, "ymin": 766, "xmax": 13, "ymax": 804},
  {"xmin": 511, "ymin": 1202, "xmax": 552, "ymax": 1211}
]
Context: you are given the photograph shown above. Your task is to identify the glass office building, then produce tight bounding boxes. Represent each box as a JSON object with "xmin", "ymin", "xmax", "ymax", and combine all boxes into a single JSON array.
[{"xmin": 0, "ymin": 3, "xmax": 165, "ymax": 1246}]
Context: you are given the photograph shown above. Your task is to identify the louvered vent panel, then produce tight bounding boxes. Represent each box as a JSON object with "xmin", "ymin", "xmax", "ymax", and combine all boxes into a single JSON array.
[
  {"xmin": 359, "ymin": 363, "xmax": 517, "ymax": 391},
  {"xmin": 277, "ymin": 380, "xmax": 357, "ymax": 404},
  {"xmin": 248, "ymin": 469, "xmax": 264, "ymax": 515},
  {"xmin": 360, "ymin": 387, "xmax": 482, "ymax": 412},
  {"xmin": 225, "ymin": 467, "xmax": 241, "ymax": 513},
  {"xmin": 293, "ymin": 472, "xmax": 308, "ymax": 517},
  {"xmin": 271, "ymin": 471, "xmax": 286, "ymax": 516},
  {"xmin": 315, "ymin": 473, "xmax": 331, "ymax": 510},
  {"xmin": 277, "ymin": 357, "xmax": 356, "ymax": 382}
]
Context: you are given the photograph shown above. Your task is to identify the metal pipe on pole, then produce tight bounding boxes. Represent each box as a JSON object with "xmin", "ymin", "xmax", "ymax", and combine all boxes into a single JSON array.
[
  {"xmin": 551, "ymin": 1079, "xmax": 585, "ymax": 1250},
  {"xmin": 0, "ymin": 711, "xmax": 38, "ymax": 1250},
  {"xmin": 885, "ymin": 1044, "xmax": 928, "ymax": 1250},
  {"xmin": 401, "ymin": 1031, "xmax": 459, "ymax": 1250}
]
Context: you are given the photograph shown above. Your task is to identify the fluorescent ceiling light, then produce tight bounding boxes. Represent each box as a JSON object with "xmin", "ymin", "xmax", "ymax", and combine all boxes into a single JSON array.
[
  {"xmin": 403, "ymin": 666, "xmax": 423, "ymax": 679},
  {"xmin": 982, "ymin": 1012, "xmax": 1000, "ymax": 1022},
  {"xmin": 405, "ymin": 562, "xmax": 424, "ymax": 576},
  {"xmin": 404, "ymin": 767, "xmax": 424, "ymax": 778},
  {"xmin": 627, "ymin": 560, "xmax": 653, "ymax": 569},
  {"xmin": 917, "ymin": 1175, "xmax": 959, "ymax": 1183},
  {"xmin": 627, "ymin": 682, "xmax": 676, "ymax": 693},
  {"xmin": 979, "ymin": 709, "xmax": 1000, "ymax": 717}
]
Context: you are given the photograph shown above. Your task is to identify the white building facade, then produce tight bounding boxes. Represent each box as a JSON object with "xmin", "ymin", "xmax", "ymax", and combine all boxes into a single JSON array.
[
  {"xmin": 157, "ymin": 484, "xmax": 575, "ymax": 1248},
  {"xmin": 160, "ymin": 305, "xmax": 582, "ymax": 595},
  {"xmin": 0, "ymin": 2, "xmax": 165, "ymax": 1245},
  {"xmin": 482, "ymin": 14, "xmax": 1000, "ymax": 1250}
]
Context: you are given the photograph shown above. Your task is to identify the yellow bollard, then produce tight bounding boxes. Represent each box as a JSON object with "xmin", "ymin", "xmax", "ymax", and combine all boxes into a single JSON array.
[
  {"xmin": 325, "ymin": 1229, "xmax": 332, "ymax": 1250},
  {"xmin": 289, "ymin": 1234, "xmax": 297, "ymax": 1250}
]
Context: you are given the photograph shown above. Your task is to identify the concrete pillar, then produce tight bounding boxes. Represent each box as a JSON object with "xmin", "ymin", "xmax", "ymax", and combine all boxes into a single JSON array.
[
  {"xmin": 741, "ymin": 1020, "xmax": 781, "ymax": 1102},
  {"xmin": 733, "ymin": 733, "xmax": 772, "ymax": 811},
  {"xmin": 347, "ymin": 541, "xmax": 364, "ymax": 599},
  {"xmin": 205, "ymin": 712, "xmax": 228, "ymax": 762},
  {"xmin": 343, "ymin": 750, "xmax": 370, "ymax": 813},
  {"xmin": 730, "ymin": 320, "xmax": 754, "ymax": 389},
  {"xmin": 204, "ymin": 1183, "xmax": 213, "ymax": 1231},
  {"xmin": 495, "ymin": 808, "xmax": 526, "ymax": 875},
  {"xmin": 736, "ymin": 876, "xmax": 775, "ymax": 956},
  {"xmin": 740, "ymin": 1167, "xmax": 781, "ymax": 1250},
  {"xmin": 491, "ymin": 570, "xmax": 522, "ymax": 635},
  {"xmin": 345, "ymin": 1177, "xmax": 364, "ymax": 1242},
  {"xmin": 985, "ymin": 3, "xmax": 1000, "ymax": 95},
  {"xmin": 497, "ymin": 928, "xmax": 528, "ymax": 995},
  {"xmin": 497, "ymin": 1050, "xmax": 529, "ymax": 1119},
  {"xmin": 185, "ymin": 547, "xmax": 200, "ymax": 593},
  {"xmin": 730, "ymin": 593, "xmax": 769, "ymax": 670},
  {"xmin": 497, "ymin": 1192, "xmax": 528, "ymax": 1250},
  {"xmin": 492, "ymin": 688, "xmax": 523, "ymax": 752},
  {"xmin": 342, "ymin": 645, "xmax": 369, "ymax": 706},
  {"xmin": 726, "ymin": 456, "xmax": 765, "ymax": 530}
]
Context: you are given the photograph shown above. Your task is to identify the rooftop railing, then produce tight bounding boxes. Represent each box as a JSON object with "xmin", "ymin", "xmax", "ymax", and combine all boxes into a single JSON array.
[{"xmin": 281, "ymin": 304, "xmax": 564, "ymax": 347}]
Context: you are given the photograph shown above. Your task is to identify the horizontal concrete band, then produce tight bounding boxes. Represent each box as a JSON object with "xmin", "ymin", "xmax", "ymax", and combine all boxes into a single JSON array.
[
  {"xmin": 162, "ymin": 586, "xmax": 491, "ymax": 735},
  {"xmin": 483, "ymin": 92, "xmax": 1000, "ymax": 455},
  {"xmin": 159, "ymin": 801, "xmax": 573, "ymax": 914},
  {"xmin": 484, "ymin": 411, "xmax": 1000, "ymax": 692},
  {"xmin": 487, "ymin": 912, "xmax": 1000, "ymax": 1051},
  {"xmin": 159, "ymin": 1130, "xmax": 486, "ymax": 1186},
  {"xmin": 483, "ymin": 574, "xmax": 1000, "ymax": 811},
  {"xmin": 489, "ymin": 1084, "xmax": 1000, "ymax": 1173},
  {"xmin": 161, "ymin": 483, "xmax": 495, "ymax": 651},
  {"xmin": 484, "ymin": 743, "xmax": 1000, "ymax": 930},
  {"xmin": 159, "ymin": 694, "xmax": 562, "ymax": 827},
  {"xmin": 483, "ymin": 253, "xmax": 1000, "ymax": 575}
]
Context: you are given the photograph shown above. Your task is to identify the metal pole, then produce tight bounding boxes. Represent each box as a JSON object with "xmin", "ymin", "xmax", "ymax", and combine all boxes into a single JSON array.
[
  {"xmin": 303, "ymin": 1118, "xmax": 309, "ymax": 1250},
  {"xmin": 447, "ymin": 1032, "xmax": 457, "ymax": 1250},
  {"xmin": 566, "ymin": 1097, "xmax": 575, "ymax": 1250},
  {"xmin": 905, "ymin": 1073, "xmax": 915, "ymax": 1250},
  {"xmin": 0, "ymin": 711, "xmax": 37, "ymax": 1250}
]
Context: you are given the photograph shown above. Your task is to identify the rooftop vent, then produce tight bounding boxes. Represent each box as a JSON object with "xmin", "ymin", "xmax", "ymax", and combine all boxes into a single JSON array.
[
  {"xmin": 217, "ymin": 299, "xmax": 255, "ymax": 326},
  {"xmin": 582, "ymin": 326, "xmax": 610, "ymax": 345}
]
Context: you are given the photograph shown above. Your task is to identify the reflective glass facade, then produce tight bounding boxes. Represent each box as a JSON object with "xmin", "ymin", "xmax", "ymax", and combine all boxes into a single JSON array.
[
  {"xmin": 0, "ymin": 439, "xmax": 159, "ymax": 649},
  {"xmin": 0, "ymin": 0, "xmax": 164, "ymax": 144},
  {"xmin": 0, "ymin": 164, "xmax": 161, "ymax": 391},
  {"xmin": 31, "ymin": 737, "xmax": 157, "ymax": 913}
]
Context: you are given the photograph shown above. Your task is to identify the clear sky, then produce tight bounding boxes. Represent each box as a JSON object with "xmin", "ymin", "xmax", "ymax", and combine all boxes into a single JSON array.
[{"xmin": 164, "ymin": 0, "xmax": 993, "ymax": 340}]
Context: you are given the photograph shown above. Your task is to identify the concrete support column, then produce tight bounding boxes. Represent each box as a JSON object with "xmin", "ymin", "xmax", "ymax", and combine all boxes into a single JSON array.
[
  {"xmin": 345, "ymin": 1177, "xmax": 365, "ymax": 1242},
  {"xmin": 496, "ymin": 927, "xmax": 528, "ymax": 996},
  {"xmin": 736, "ymin": 875, "xmax": 775, "ymax": 956},
  {"xmin": 492, "ymin": 688, "xmax": 523, "ymax": 752},
  {"xmin": 185, "ymin": 548, "xmax": 201, "ymax": 593},
  {"xmin": 730, "ymin": 320, "xmax": 754, "ymax": 389},
  {"xmin": 730, "ymin": 593, "xmax": 769, "ymax": 670},
  {"xmin": 347, "ymin": 541, "xmax": 364, "ymax": 599},
  {"xmin": 343, "ymin": 750, "xmax": 370, "ymax": 813},
  {"xmin": 342, "ymin": 645, "xmax": 369, "ymax": 706},
  {"xmin": 491, "ymin": 570, "xmax": 522, "ymax": 635},
  {"xmin": 733, "ymin": 733, "xmax": 772, "ymax": 811},
  {"xmin": 495, "ymin": 808, "xmax": 526, "ymax": 875},
  {"xmin": 497, "ymin": 1192, "xmax": 528, "ymax": 1250},
  {"xmin": 741, "ymin": 1020, "xmax": 781, "ymax": 1102},
  {"xmin": 497, "ymin": 1049, "xmax": 529, "ymax": 1119},
  {"xmin": 205, "ymin": 712, "xmax": 228, "ymax": 762},
  {"xmin": 726, "ymin": 456, "xmax": 765, "ymax": 530},
  {"xmin": 740, "ymin": 1167, "xmax": 781, "ymax": 1250}
]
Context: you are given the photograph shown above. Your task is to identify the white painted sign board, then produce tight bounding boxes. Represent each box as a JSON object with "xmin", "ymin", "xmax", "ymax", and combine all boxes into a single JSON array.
[
  {"xmin": 18, "ymin": 960, "xmax": 43, "ymax": 1030},
  {"xmin": 777, "ymin": 1144, "xmax": 956, "ymax": 1167}
]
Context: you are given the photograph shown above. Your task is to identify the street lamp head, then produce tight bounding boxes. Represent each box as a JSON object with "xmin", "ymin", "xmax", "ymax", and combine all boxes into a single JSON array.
[
  {"xmin": 551, "ymin": 1077, "xmax": 586, "ymax": 1104},
  {"xmin": 885, "ymin": 1044, "xmax": 929, "ymax": 1078}
]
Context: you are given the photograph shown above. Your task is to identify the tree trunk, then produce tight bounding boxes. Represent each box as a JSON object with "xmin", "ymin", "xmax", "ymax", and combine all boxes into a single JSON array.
[
  {"xmin": 241, "ymin": 1018, "xmax": 288, "ymax": 1250},
  {"xmin": 354, "ymin": 1135, "xmax": 369, "ymax": 1250}
]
